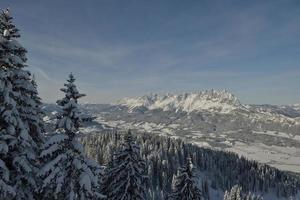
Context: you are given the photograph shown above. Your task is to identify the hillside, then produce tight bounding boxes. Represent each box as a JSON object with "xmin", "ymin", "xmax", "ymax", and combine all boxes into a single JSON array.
[
  {"xmin": 73, "ymin": 90, "xmax": 300, "ymax": 173},
  {"xmin": 80, "ymin": 129, "xmax": 300, "ymax": 200}
]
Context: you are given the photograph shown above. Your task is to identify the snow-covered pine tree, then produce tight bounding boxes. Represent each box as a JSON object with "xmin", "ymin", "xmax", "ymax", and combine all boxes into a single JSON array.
[
  {"xmin": 0, "ymin": 8, "xmax": 41, "ymax": 200},
  {"xmin": 102, "ymin": 130, "xmax": 148, "ymax": 200},
  {"xmin": 11, "ymin": 69, "xmax": 45, "ymax": 150},
  {"xmin": 29, "ymin": 75, "xmax": 45, "ymax": 142},
  {"xmin": 223, "ymin": 185, "xmax": 264, "ymax": 200},
  {"xmin": 244, "ymin": 192, "xmax": 263, "ymax": 200},
  {"xmin": 168, "ymin": 157, "xmax": 203, "ymax": 200},
  {"xmin": 223, "ymin": 191, "xmax": 229, "ymax": 200},
  {"xmin": 39, "ymin": 73, "xmax": 105, "ymax": 200},
  {"xmin": 81, "ymin": 131, "xmax": 300, "ymax": 199},
  {"xmin": 0, "ymin": 58, "xmax": 17, "ymax": 199},
  {"xmin": 223, "ymin": 185, "xmax": 242, "ymax": 200}
]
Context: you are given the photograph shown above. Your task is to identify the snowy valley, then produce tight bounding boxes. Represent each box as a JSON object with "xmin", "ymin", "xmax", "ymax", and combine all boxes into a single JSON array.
[{"xmin": 71, "ymin": 90, "xmax": 300, "ymax": 173}]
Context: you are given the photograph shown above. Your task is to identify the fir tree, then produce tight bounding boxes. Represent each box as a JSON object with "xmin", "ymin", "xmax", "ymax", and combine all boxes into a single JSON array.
[
  {"xmin": 223, "ymin": 185, "xmax": 242, "ymax": 200},
  {"xmin": 39, "ymin": 74, "xmax": 105, "ymax": 200},
  {"xmin": 29, "ymin": 75, "xmax": 45, "ymax": 142},
  {"xmin": 0, "ymin": 8, "xmax": 41, "ymax": 200},
  {"xmin": 103, "ymin": 130, "xmax": 148, "ymax": 200},
  {"xmin": 168, "ymin": 157, "xmax": 203, "ymax": 200},
  {"xmin": 81, "ymin": 131, "xmax": 300, "ymax": 200},
  {"xmin": 244, "ymin": 192, "xmax": 263, "ymax": 200},
  {"xmin": 0, "ymin": 62, "xmax": 17, "ymax": 199},
  {"xmin": 12, "ymin": 69, "xmax": 45, "ymax": 145},
  {"xmin": 224, "ymin": 185, "xmax": 264, "ymax": 200}
]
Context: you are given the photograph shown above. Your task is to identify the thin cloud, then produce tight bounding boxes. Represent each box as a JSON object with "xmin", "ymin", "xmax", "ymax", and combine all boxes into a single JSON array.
[{"xmin": 29, "ymin": 66, "xmax": 57, "ymax": 83}]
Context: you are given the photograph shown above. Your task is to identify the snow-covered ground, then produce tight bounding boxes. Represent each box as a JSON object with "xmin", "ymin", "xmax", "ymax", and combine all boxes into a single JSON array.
[
  {"xmin": 93, "ymin": 116, "xmax": 300, "ymax": 173},
  {"xmin": 227, "ymin": 141, "xmax": 300, "ymax": 173}
]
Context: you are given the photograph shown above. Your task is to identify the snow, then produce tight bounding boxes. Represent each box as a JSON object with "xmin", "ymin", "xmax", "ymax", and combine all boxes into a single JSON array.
[
  {"xmin": 79, "ymin": 173, "xmax": 92, "ymax": 193},
  {"xmin": 192, "ymin": 141, "xmax": 211, "ymax": 148},
  {"xmin": 13, "ymin": 156, "xmax": 32, "ymax": 173},
  {"xmin": 43, "ymin": 134, "xmax": 68, "ymax": 148},
  {"xmin": 39, "ymin": 154, "xmax": 68, "ymax": 176},
  {"xmin": 71, "ymin": 140, "xmax": 84, "ymax": 153},
  {"xmin": 0, "ymin": 160, "xmax": 9, "ymax": 180},
  {"xmin": 3, "ymin": 8, "xmax": 10, "ymax": 16},
  {"xmin": 117, "ymin": 90, "xmax": 244, "ymax": 113},
  {"xmin": 0, "ymin": 142, "xmax": 8, "ymax": 154},
  {"xmin": 3, "ymin": 29, "xmax": 9, "ymax": 37},
  {"xmin": 40, "ymin": 143, "xmax": 60, "ymax": 157},
  {"xmin": 0, "ymin": 179, "xmax": 15, "ymax": 197},
  {"xmin": 88, "ymin": 114, "xmax": 300, "ymax": 173},
  {"xmin": 55, "ymin": 174, "xmax": 64, "ymax": 194},
  {"xmin": 226, "ymin": 141, "xmax": 300, "ymax": 173}
]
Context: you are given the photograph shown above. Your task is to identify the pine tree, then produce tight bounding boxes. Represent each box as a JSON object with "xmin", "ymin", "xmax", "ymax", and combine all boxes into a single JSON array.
[
  {"xmin": 103, "ymin": 130, "xmax": 148, "ymax": 200},
  {"xmin": 80, "ymin": 131, "xmax": 299, "ymax": 200},
  {"xmin": 202, "ymin": 179, "xmax": 210, "ymax": 200},
  {"xmin": 168, "ymin": 157, "xmax": 203, "ymax": 200},
  {"xmin": 39, "ymin": 74, "xmax": 105, "ymax": 200},
  {"xmin": 10, "ymin": 69, "xmax": 45, "ymax": 165},
  {"xmin": 0, "ymin": 8, "xmax": 41, "ymax": 200},
  {"xmin": 224, "ymin": 185, "xmax": 264, "ymax": 200},
  {"xmin": 223, "ymin": 191, "xmax": 230, "ymax": 200},
  {"xmin": 223, "ymin": 185, "xmax": 242, "ymax": 200},
  {"xmin": 244, "ymin": 192, "xmax": 263, "ymax": 200},
  {"xmin": 26, "ymin": 74, "xmax": 45, "ymax": 144},
  {"xmin": 0, "ymin": 60, "xmax": 17, "ymax": 199}
]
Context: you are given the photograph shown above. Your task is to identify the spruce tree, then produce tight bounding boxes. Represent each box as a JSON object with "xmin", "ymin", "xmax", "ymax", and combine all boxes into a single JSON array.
[
  {"xmin": 169, "ymin": 157, "xmax": 203, "ymax": 200},
  {"xmin": 223, "ymin": 185, "xmax": 264, "ymax": 200},
  {"xmin": 244, "ymin": 192, "xmax": 263, "ymax": 200},
  {"xmin": 223, "ymin": 185, "xmax": 242, "ymax": 200},
  {"xmin": 30, "ymin": 75, "xmax": 45, "ymax": 141},
  {"xmin": 0, "ymin": 8, "xmax": 41, "ymax": 200},
  {"xmin": 0, "ymin": 59, "xmax": 18, "ymax": 199},
  {"xmin": 39, "ymin": 74, "xmax": 105, "ymax": 199},
  {"xmin": 103, "ymin": 130, "xmax": 148, "ymax": 200}
]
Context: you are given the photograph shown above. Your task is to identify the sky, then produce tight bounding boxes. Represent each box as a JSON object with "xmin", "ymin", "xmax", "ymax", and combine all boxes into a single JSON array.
[{"xmin": 1, "ymin": 0, "xmax": 300, "ymax": 105}]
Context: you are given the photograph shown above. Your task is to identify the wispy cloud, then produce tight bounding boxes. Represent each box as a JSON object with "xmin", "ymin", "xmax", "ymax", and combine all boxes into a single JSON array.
[{"xmin": 29, "ymin": 66, "xmax": 57, "ymax": 83}]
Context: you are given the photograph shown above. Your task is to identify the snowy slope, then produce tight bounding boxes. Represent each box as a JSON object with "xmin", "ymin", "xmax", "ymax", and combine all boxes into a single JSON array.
[{"xmin": 79, "ymin": 90, "xmax": 300, "ymax": 173}]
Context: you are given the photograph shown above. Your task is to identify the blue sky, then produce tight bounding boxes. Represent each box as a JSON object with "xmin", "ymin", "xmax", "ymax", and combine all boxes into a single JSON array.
[{"xmin": 1, "ymin": 0, "xmax": 300, "ymax": 104}]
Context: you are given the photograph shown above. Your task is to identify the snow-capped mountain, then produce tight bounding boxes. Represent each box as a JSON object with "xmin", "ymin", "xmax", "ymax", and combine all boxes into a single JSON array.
[
  {"xmin": 117, "ymin": 90, "xmax": 244, "ymax": 113},
  {"xmin": 117, "ymin": 90, "xmax": 300, "ymax": 119},
  {"xmin": 117, "ymin": 90, "xmax": 300, "ymax": 128}
]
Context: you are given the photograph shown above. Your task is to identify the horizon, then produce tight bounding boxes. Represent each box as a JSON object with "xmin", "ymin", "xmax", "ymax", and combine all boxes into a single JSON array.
[{"xmin": 1, "ymin": 0, "xmax": 300, "ymax": 105}]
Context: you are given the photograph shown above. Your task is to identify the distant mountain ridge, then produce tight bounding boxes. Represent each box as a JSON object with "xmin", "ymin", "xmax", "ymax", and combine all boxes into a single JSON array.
[
  {"xmin": 117, "ymin": 90, "xmax": 300, "ymax": 119},
  {"xmin": 117, "ymin": 90, "xmax": 245, "ymax": 113}
]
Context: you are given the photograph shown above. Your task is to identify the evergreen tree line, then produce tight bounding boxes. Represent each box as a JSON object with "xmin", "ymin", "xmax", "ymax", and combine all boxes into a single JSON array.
[
  {"xmin": 223, "ymin": 185, "xmax": 263, "ymax": 200},
  {"xmin": 1, "ymin": 8, "xmax": 299, "ymax": 200},
  {"xmin": 81, "ymin": 130, "xmax": 300, "ymax": 199}
]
